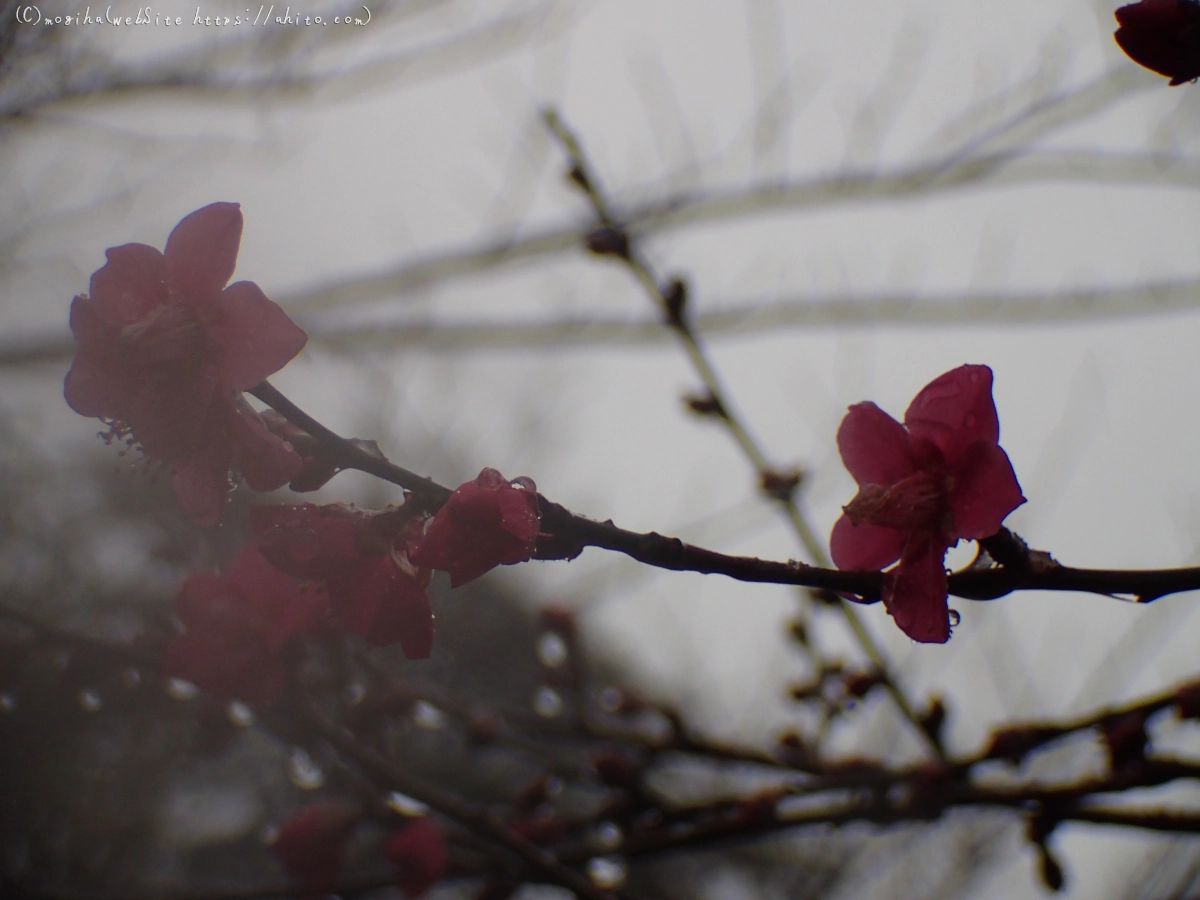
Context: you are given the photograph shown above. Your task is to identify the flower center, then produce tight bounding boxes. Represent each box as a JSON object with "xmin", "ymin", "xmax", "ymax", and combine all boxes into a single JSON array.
[
  {"xmin": 842, "ymin": 471, "xmax": 951, "ymax": 534},
  {"xmin": 118, "ymin": 299, "xmax": 209, "ymax": 367}
]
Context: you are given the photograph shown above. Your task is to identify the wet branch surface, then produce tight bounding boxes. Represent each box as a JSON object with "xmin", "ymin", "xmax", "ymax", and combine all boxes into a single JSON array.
[{"xmin": 250, "ymin": 381, "xmax": 1200, "ymax": 608}]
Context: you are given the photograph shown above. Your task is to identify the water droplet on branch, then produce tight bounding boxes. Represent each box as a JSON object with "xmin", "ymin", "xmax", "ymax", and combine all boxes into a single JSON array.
[
  {"xmin": 287, "ymin": 747, "xmax": 324, "ymax": 790},
  {"xmin": 534, "ymin": 686, "xmax": 563, "ymax": 718}
]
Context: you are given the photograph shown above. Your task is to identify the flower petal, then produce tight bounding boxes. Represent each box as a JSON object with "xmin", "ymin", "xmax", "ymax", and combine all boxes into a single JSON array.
[
  {"xmin": 329, "ymin": 557, "xmax": 434, "ymax": 656},
  {"xmin": 88, "ymin": 243, "xmax": 167, "ymax": 326},
  {"xmin": 226, "ymin": 394, "xmax": 303, "ymax": 491},
  {"xmin": 164, "ymin": 202, "xmax": 242, "ymax": 299},
  {"xmin": 125, "ymin": 364, "xmax": 221, "ymax": 461},
  {"xmin": 904, "ymin": 365, "xmax": 999, "ymax": 463},
  {"xmin": 273, "ymin": 806, "xmax": 358, "ymax": 894},
  {"xmin": 172, "ymin": 453, "xmax": 231, "ymax": 528},
  {"xmin": 174, "ymin": 573, "xmax": 234, "ymax": 627},
  {"xmin": 385, "ymin": 818, "xmax": 447, "ymax": 898},
  {"xmin": 836, "ymin": 402, "xmax": 915, "ymax": 486},
  {"xmin": 212, "ymin": 281, "xmax": 308, "ymax": 390},
  {"xmin": 1115, "ymin": 0, "xmax": 1200, "ymax": 84},
  {"xmin": 949, "ymin": 440, "xmax": 1027, "ymax": 540},
  {"xmin": 830, "ymin": 514, "xmax": 905, "ymax": 571},
  {"xmin": 64, "ymin": 297, "xmax": 129, "ymax": 418},
  {"xmin": 882, "ymin": 534, "xmax": 951, "ymax": 644},
  {"xmin": 227, "ymin": 548, "xmax": 327, "ymax": 650}
]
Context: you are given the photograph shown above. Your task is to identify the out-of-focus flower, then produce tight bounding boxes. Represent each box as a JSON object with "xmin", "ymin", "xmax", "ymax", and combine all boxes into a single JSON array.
[
  {"xmin": 1114, "ymin": 0, "xmax": 1200, "ymax": 85},
  {"xmin": 251, "ymin": 503, "xmax": 434, "ymax": 658},
  {"xmin": 160, "ymin": 548, "xmax": 326, "ymax": 703},
  {"xmin": 830, "ymin": 365, "xmax": 1025, "ymax": 643},
  {"xmin": 272, "ymin": 804, "xmax": 359, "ymax": 893},
  {"xmin": 384, "ymin": 817, "xmax": 447, "ymax": 897},
  {"xmin": 409, "ymin": 468, "xmax": 541, "ymax": 587},
  {"xmin": 64, "ymin": 203, "xmax": 307, "ymax": 526}
]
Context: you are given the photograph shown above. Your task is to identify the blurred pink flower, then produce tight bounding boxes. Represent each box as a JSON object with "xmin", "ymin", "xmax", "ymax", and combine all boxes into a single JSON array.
[
  {"xmin": 64, "ymin": 202, "xmax": 307, "ymax": 526},
  {"xmin": 251, "ymin": 503, "xmax": 434, "ymax": 658},
  {"xmin": 385, "ymin": 817, "xmax": 447, "ymax": 897},
  {"xmin": 272, "ymin": 804, "xmax": 359, "ymax": 893},
  {"xmin": 160, "ymin": 547, "xmax": 327, "ymax": 703},
  {"xmin": 830, "ymin": 365, "xmax": 1025, "ymax": 643}
]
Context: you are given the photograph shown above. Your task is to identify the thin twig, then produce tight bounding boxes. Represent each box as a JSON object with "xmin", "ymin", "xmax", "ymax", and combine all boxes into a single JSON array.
[
  {"xmin": 248, "ymin": 382, "xmax": 1200, "ymax": 605},
  {"xmin": 540, "ymin": 107, "xmax": 946, "ymax": 760},
  {"xmin": 296, "ymin": 693, "xmax": 620, "ymax": 900}
]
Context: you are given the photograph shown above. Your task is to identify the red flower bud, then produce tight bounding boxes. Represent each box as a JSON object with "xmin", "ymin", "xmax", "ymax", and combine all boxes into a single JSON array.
[
  {"xmin": 409, "ymin": 469, "xmax": 541, "ymax": 587},
  {"xmin": 272, "ymin": 804, "xmax": 358, "ymax": 893},
  {"xmin": 385, "ymin": 818, "xmax": 447, "ymax": 898}
]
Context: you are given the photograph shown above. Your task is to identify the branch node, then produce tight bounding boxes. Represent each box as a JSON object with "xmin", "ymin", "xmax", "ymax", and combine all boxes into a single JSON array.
[{"xmin": 584, "ymin": 225, "xmax": 631, "ymax": 259}]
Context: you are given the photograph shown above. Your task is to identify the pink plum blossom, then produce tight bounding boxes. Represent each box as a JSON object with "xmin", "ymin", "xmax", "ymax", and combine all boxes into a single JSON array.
[
  {"xmin": 65, "ymin": 203, "xmax": 308, "ymax": 526},
  {"xmin": 830, "ymin": 365, "xmax": 1026, "ymax": 643}
]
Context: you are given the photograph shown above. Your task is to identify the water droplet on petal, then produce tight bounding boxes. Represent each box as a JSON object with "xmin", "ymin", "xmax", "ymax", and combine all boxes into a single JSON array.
[
  {"xmin": 591, "ymin": 821, "xmax": 623, "ymax": 851},
  {"xmin": 227, "ymin": 701, "xmax": 255, "ymax": 727},
  {"xmin": 287, "ymin": 747, "xmax": 324, "ymax": 790},
  {"xmin": 78, "ymin": 689, "xmax": 102, "ymax": 712},
  {"xmin": 412, "ymin": 700, "xmax": 446, "ymax": 730},
  {"xmin": 0, "ymin": 693, "xmax": 17, "ymax": 713},
  {"xmin": 948, "ymin": 609, "xmax": 961, "ymax": 627},
  {"xmin": 511, "ymin": 476, "xmax": 537, "ymax": 492},
  {"xmin": 386, "ymin": 791, "xmax": 430, "ymax": 817},
  {"xmin": 587, "ymin": 856, "xmax": 628, "ymax": 889},
  {"xmin": 165, "ymin": 678, "xmax": 199, "ymax": 701},
  {"xmin": 537, "ymin": 632, "xmax": 569, "ymax": 668},
  {"xmin": 344, "ymin": 682, "xmax": 366, "ymax": 706},
  {"xmin": 534, "ymin": 686, "xmax": 563, "ymax": 718}
]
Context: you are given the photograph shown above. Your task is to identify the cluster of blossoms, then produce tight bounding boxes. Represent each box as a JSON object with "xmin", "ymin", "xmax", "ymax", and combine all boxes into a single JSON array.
[
  {"xmin": 62, "ymin": 205, "xmax": 550, "ymax": 893},
  {"xmin": 161, "ymin": 472, "xmax": 541, "ymax": 703},
  {"xmin": 64, "ymin": 204, "xmax": 544, "ymax": 702},
  {"xmin": 63, "ymin": 205, "xmax": 1037, "ymax": 893},
  {"xmin": 64, "ymin": 204, "xmax": 1033, "ymax": 668}
]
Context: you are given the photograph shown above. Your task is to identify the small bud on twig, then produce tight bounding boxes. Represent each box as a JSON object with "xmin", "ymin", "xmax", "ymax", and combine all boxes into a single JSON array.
[
  {"xmin": 759, "ymin": 467, "xmax": 803, "ymax": 503},
  {"xmin": 584, "ymin": 226, "xmax": 631, "ymax": 259},
  {"xmin": 683, "ymin": 390, "xmax": 727, "ymax": 418},
  {"xmin": 662, "ymin": 277, "xmax": 688, "ymax": 328},
  {"xmin": 566, "ymin": 164, "xmax": 590, "ymax": 191}
]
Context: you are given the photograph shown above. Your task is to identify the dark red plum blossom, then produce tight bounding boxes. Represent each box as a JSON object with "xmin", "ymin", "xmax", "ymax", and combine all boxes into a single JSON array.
[
  {"xmin": 272, "ymin": 804, "xmax": 359, "ymax": 893},
  {"xmin": 384, "ymin": 817, "xmax": 447, "ymax": 898},
  {"xmin": 260, "ymin": 409, "xmax": 343, "ymax": 491},
  {"xmin": 830, "ymin": 365, "xmax": 1025, "ymax": 644},
  {"xmin": 251, "ymin": 503, "xmax": 434, "ymax": 658},
  {"xmin": 409, "ymin": 468, "xmax": 541, "ymax": 587},
  {"xmin": 160, "ymin": 547, "xmax": 327, "ymax": 703},
  {"xmin": 1114, "ymin": 0, "xmax": 1200, "ymax": 85},
  {"xmin": 64, "ymin": 203, "xmax": 308, "ymax": 526}
]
